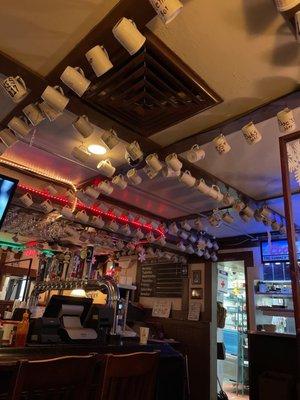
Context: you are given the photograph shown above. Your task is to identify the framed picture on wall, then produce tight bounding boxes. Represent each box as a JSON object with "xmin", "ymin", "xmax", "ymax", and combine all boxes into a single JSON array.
[
  {"xmin": 192, "ymin": 270, "xmax": 202, "ymax": 285},
  {"xmin": 191, "ymin": 287, "xmax": 203, "ymax": 299}
]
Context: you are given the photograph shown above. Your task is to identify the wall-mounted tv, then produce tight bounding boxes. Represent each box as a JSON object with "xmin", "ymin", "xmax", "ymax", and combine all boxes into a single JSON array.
[
  {"xmin": 0, "ymin": 174, "xmax": 18, "ymax": 228},
  {"xmin": 261, "ymin": 239, "xmax": 300, "ymax": 263}
]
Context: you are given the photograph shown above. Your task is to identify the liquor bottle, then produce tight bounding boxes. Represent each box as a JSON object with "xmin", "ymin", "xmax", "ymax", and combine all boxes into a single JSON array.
[{"xmin": 15, "ymin": 311, "xmax": 29, "ymax": 347}]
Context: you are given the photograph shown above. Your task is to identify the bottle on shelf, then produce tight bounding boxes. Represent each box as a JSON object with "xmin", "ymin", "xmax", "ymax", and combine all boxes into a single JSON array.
[{"xmin": 15, "ymin": 310, "xmax": 29, "ymax": 347}]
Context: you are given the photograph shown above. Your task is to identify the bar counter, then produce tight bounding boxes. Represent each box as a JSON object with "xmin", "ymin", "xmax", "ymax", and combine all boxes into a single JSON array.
[{"xmin": 0, "ymin": 339, "xmax": 185, "ymax": 400}]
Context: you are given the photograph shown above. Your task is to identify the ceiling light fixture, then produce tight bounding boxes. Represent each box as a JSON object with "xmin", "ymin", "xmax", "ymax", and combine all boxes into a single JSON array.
[{"xmin": 88, "ymin": 144, "xmax": 107, "ymax": 155}]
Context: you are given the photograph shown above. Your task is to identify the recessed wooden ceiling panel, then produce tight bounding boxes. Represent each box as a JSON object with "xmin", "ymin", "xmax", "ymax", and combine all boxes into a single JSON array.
[{"xmin": 83, "ymin": 29, "xmax": 222, "ymax": 137}]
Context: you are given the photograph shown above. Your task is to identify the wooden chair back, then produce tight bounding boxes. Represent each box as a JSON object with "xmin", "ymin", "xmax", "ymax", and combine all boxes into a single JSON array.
[
  {"xmin": 9, "ymin": 354, "xmax": 98, "ymax": 400},
  {"xmin": 100, "ymin": 351, "xmax": 159, "ymax": 400}
]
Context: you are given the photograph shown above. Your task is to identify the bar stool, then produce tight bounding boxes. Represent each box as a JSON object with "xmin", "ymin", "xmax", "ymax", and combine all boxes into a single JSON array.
[
  {"xmin": 8, "ymin": 354, "xmax": 98, "ymax": 400},
  {"xmin": 100, "ymin": 352, "xmax": 159, "ymax": 400}
]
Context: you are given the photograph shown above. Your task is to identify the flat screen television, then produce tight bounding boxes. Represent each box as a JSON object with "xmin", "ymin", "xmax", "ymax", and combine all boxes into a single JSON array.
[
  {"xmin": 260, "ymin": 239, "xmax": 300, "ymax": 263},
  {"xmin": 0, "ymin": 174, "xmax": 18, "ymax": 228}
]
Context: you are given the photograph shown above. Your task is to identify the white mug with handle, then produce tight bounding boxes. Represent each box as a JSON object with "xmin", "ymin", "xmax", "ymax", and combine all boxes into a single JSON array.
[
  {"xmin": 2, "ymin": 76, "xmax": 27, "ymax": 103},
  {"xmin": 8, "ymin": 116, "xmax": 31, "ymax": 137},
  {"xmin": 165, "ymin": 153, "xmax": 182, "ymax": 171},
  {"xmin": 60, "ymin": 66, "xmax": 91, "ymax": 97},
  {"xmin": 23, "ymin": 103, "xmax": 45, "ymax": 126},
  {"xmin": 19, "ymin": 193, "xmax": 33, "ymax": 207},
  {"xmin": 113, "ymin": 17, "xmax": 146, "ymax": 55},
  {"xmin": 127, "ymin": 168, "xmax": 142, "ymax": 185},
  {"xmin": 97, "ymin": 159, "xmax": 116, "ymax": 178},
  {"xmin": 145, "ymin": 153, "xmax": 163, "ymax": 172},
  {"xmin": 85, "ymin": 45, "xmax": 113, "ymax": 77},
  {"xmin": 73, "ymin": 115, "xmax": 94, "ymax": 138},
  {"xmin": 41, "ymin": 85, "xmax": 69, "ymax": 112},
  {"xmin": 186, "ymin": 144, "xmax": 205, "ymax": 163},
  {"xmin": 38, "ymin": 101, "xmax": 62, "ymax": 121},
  {"xmin": 179, "ymin": 170, "xmax": 196, "ymax": 187}
]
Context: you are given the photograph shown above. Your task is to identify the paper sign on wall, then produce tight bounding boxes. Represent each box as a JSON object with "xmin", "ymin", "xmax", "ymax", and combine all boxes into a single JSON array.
[
  {"xmin": 218, "ymin": 270, "xmax": 228, "ymax": 293},
  {"xmin": 188, "ymin": 300, "xmax": 201, "ymax": 321},
  {"xmin": 152, "ymin": 299, "xmax": 171, "ymax": 318}
]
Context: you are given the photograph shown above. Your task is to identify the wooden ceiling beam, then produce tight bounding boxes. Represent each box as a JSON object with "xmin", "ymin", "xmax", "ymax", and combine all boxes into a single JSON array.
[{"xmin": 158, "ymin": 90, "xmax": 300, "ymax": 157}]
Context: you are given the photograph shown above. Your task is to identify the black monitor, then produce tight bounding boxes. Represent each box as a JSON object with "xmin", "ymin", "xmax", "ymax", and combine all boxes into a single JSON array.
[
  {"xmin": 43, "ymin": 295, "xmax": 93, "ymax": 324},
  {"xmin": 0, "ymin": 174, "xmax": 18, "ymax": 228}
]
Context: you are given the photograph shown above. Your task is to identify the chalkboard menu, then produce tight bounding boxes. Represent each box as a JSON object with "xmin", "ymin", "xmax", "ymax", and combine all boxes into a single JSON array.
[{"xmin": 140, "ymin": 263, "xmax": 183, "ymax": 298}]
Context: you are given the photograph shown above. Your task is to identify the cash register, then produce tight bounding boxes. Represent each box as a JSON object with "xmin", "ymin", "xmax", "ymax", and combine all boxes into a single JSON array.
[{"xmin": 29, "ymin": 295, "xmax": 98, "ymax": 343}]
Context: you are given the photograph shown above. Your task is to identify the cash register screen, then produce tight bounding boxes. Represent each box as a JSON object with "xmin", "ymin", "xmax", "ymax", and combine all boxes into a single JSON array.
[{"xmin": 43, "ymin": 295, "xmax": 93, "ymax": 324}]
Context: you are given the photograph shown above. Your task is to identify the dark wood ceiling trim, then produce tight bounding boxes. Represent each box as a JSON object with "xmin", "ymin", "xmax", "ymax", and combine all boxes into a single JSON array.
[
  {"xmin": 46, "ymin": 0, "xmax": 156, "ymax": 83},
  {"xmin": 158, "ymin": 90, "xmax": 300, "ymax": 157}
]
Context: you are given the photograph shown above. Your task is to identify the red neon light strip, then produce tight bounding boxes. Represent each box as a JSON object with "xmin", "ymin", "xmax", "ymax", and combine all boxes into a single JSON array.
[{"xmin": 18, "ymin": 184, "xmax": 165, "ymax": 238}]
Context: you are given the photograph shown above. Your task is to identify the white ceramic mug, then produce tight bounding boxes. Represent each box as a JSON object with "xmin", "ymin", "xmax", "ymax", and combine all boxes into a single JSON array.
[
  {"xmin": 64, "ymin": 226, "xmax": 78, "ymax": 236},
  {"xmin": 208, "ymin": 185, "xmax": 224, "ymax": 202},
  {"xmin": 181, "ymin": 220, "xmax": 191, "ymax": 231},
  {"xmin": 23, "ymin": 103, "xmax": 45, "ymax": 126},
  {"xmin": 0, "ymin": 128, "xmax": 17, "ymax": 147},
  {"xmin": 134, "ymin": 228, "xmax": 143, "ymax": 239},
  {"xmin": 157, "ymin": 236, "xmax": 166, "ymax": 246},
  {"xmin": 19, "ymin": 193, "xmax": 33, "ymax": 207},
  {"xmin": 127, "ymin": 168, "xmax": 142, "ymax": 185},
  {"xmin": 92, "ymin": 216, "xmax": 105, "ymax": 228},
  {"xmin": 179, "ymin": 170, "xmax": 196, "ymax": 187},
  {"xmin": 149, "ymin": 0, "xmax": 183, "ymax": 24},
  {"xmin": 180, "ymin": 230, "xmax": 189, "ymax": 240},
  {"xmin": 97, "ymin": 159, "xmax": 116, "ymax": 177},
  {"xmin": 97, "ymin": 180, "xmax": 114, "ymax": 195},
  {"xmin": 177, "ymin": 242, "xmax": 186, "ymax": 252},
  {"xmin": 242, "ymin": 122, "xmax": 262, "ymax": 145},
  {"xmin": 60, "ymin": 66, "xmax": 90, "ymax": 97},
  {"xmin": 189, "ymin": 233, "xmax": 197, "ymax": 243},
  {"xmin": 2, "ymin": 76, "xmax": 27, "ymax": 103},
  {"xmin": 243, "ymin": 205, "xmax": 254, "ymax": 218},
  {"xmin": 85, "ymin": 45, "xmax": 113, "ymax": 77},
  {"xmin": 194, "ymin": 217, "xmax": 203, "ymax": 230},
  {"xmin": 73, "ymin": 115, "xmax": 94, "ymax": 138},
  {"xmin": 112, "ymin": 174, "xmax": 127, "ymax": 189},
  {"xmin": 196, "ymin": 178, "xmax": 211, "ymax": 195},
  {"xmin": 233, "ymin": 200, "xmax": 246, "ymax": 212},
  {"xmin": 260, "ymin": 206, "xmax": 271, "ymax": 218},
  {"xmin": 139, "ymin": 326, "xmax": 149, "ymax": 344},
  {"xmin": 162, "ymin": 166, "xmax": 180, "ymax": 178},
  {"xmin": 127, "ymin": 141, "xmax": 143, "ymax": 161},
  {"xmin": 146, "ymin": 232, "xmax": 155, "ymax": 243},
  {"xmin": 72, "ymin": 146, "xmax": 91, "ymax": 163},
  {"xmin": 222, "ymin": 192, "xmax": 235, "ymax": 206},
  {"xmin": 211, "ymin": 253, "xmax": 218, "ymax": 262},
  {"xmin": 60, "ymin": 206, "xmax": 74, "ymax": 219},
  {"xmin": 186, "ymin": 245, "xmax": 194, "ymax": 254},
  {"xmin": 222, "ymin": 212, "xmax": 234, "ymax": 224},
  {"xmin": 38, "ymin": 101, "xmax": 62, "ymax": 121},
  {"xmin": 40, "ymin": 199, "xmax": 53, "ymax": 213},
  {"xmin": 213, "ymin": 134, "xmax": 231, "ymax": 154},
  {"xmin": 76, "ymin": 191, "xmax": 94, "ymax": 206},
  {"xmin": 254, "ymin": 209, "xmax": 263, "ymax": 222},
  {"xmin": 165, "ymin": 153, "xmax": 182, "ymax": 171},
  {"xmin": 186, "ymin": 144, "xmax": 205, "ymax": 163},
  {"xmin": 143, "ymin": 165, "xmax": 158, "ymax": 179},
  {"xmin": 41, "ymin": 85, "xmax": 69, "ymax": 112},
  {"xmin": 85, "ymin": 185, "xmax": 100, "ymax": 199},
  {"xmin": 197, "ymin": 237, "xmax": 206, "ymax": 250},
  {"xmin": 168, "ymin": 222, "xmax": 179, "ymax": 235},
  {"xmin": 113, "ymin": 17, "xmax": 146, "ymax": 55},
  {"xmin": 277, "ymin": 108, "xmax": 296, "ymax": 133},
  {"xmin": 45, "ymin": 185, "xmax": 58, "ymax": 196},
  {"xmin": 208, "ymin": 185, "xmax": 224, "ymax": 203},
  {"xmin": 107, "ymin": 220, "xmax": 119, "ymax": 231},
  {"xmin": 101, "ymin": 129, "xmax": 119, "ymax": 150},
  {"xmin": 271, "ymin": 220, "xmax": 280, "ymax": 231},
  {"xmin": 239, "ymin": 211, "xmax": 251, "ymax": 223},
  {"xmin": 8, "ymin": 116, "xmax": 31, "ymax": 137},
  {"xmin": 274, "ymin": 0, "xmax": 300, "ymax": 11},
  {"xmin": 121, "ymin": 224, "xmax": 131, "ymax": 235},
  {"xmin": 151, "ymin": 220, "xmax": 160, "ymax": 229},
  {"xmin": 75, "ymin": 210, "xmax": 89, "ymax": 223},
  {"xmin": 146, "ymin": 153, "xmax": 163, "ymax": 172},
  {"xmin": 209, "ymin": 214, "xmax": 220, "ymax": 227}
]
